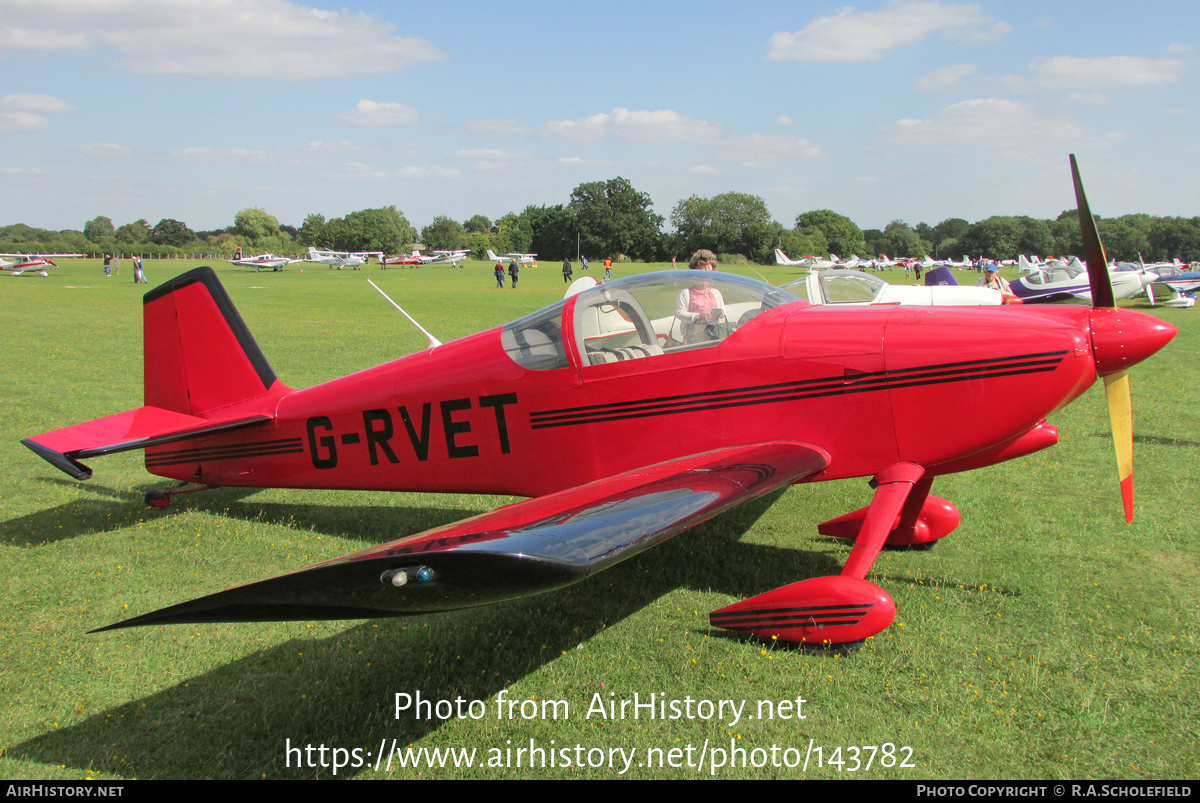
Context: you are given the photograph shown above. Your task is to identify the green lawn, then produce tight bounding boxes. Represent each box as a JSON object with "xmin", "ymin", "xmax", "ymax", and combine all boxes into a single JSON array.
[{"xmin": 1, "ymin": 258, "xmax": 1196, "ymax": 779}]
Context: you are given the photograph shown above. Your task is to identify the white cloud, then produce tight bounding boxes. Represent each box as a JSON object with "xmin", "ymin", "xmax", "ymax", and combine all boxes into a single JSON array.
[
  {"xmin": 1065, "ymin": 92, "xmax": 1109, "ymax": 105},
  {"xmin": 396, "ymin": 166, "xmax": 461, "ymax": 179},
  {"xmin": 0, "ymin": 94, "xmax": 74, "ymax": 133},
  {"xmin": 915, "ymin": 63, "xmax": 977, "ymax": 91},
  {"xmin": 72, "ymin": 142, "xmax": 134, "ymax": 158},
  {"xmin": 714, "ymin": 133, "xmax": 821, "ymax": 167},
  {"xmin": 544, "ymin": 107, "xmax": 721, "ymax": 144},
  {"xmin": 464, "ymin": 119, "xmax": 533, "ymax": 136},
  {"xmin": 690, "ymin": 165, "xmax": 720, "ymax": 175},
  {"xmin": 0, "ymin": 112, "xmax": 49, "ymax": 132},
  {"xmin": 883, "ymin": 98, "xmax": 1090, "ymax": 150},
  {"xmin": 0, "ymin": 94, "xmax": 75, "ymax": 114},
  {"xmin": 0, "ymin": 0, "xmax": 446, "ymax": 78},
  {"xmin": 777, "ymin": 116, "xmax": 793, "ymax": 126},
  {"xmin": 543, "ymin": 112, "xmax": 614, "ymax": 142},
  {"xmin": 768, "ymin": 2, "xmax": 1010, "ymax": 63},
  {"xmin": 163, "ymin": 147, "xmax": 273, "ymax": 166},
  {"xmin": 1166, "ymin": 42, "xmax": 1194, "ymax": 53},
  {"xmin": 334, "ymin": 100, "xmax": 420, "ymax": 128},
  {"xmin": 1028, "ymin": 56, "xmax": 1183, "ymax": 90}
]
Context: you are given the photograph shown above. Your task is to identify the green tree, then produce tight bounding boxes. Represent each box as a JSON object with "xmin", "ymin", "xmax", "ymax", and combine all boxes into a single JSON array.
[
  {"xmin": 520, "ymin": 204, "xmax": 576, "ymax": 259},
  {"xmin": 1096, "ymin": 215, "xmax": 1150, "ymax": 262},
  {"xmin": 960, "ymin": 216, "xmax": 1023, "ymax": 259},
  {"xmin": 83, "ymin": 215, "xmax": 115, "ymax": 249},
  {"xmin": 115, "ymin": 219, "xmax": 152, "ymax": 246},
  {"xmin": 495, "ymin": 212, "xmax": 531, "ymax": 254},
  {"xmin": 463, "ymin": 214, "xmax": 493, "ymax": 234},
  {"xmin": 793, "ymin": 209, "xmax": 864, "ymax": 258},
  {"xmin": 331, "ymin": 206, "xmax": 413, "ymax": 253},
  {"xmin": 569, "ymin": 177, "xmax": 663, "ymax": 261},
  {"xmin": 296, "ymin": 214, "xmax": 330, "ymax": 248},
  {"xmin": 932, "ymin": 218, "xmax": 969, "ymax": 255},
  {"xmin": 1148, "ymin": 217, "xmax": 1200, "ymax": 262},
  {"xmin": 421, "ymin": 216, "xmax": 467, "ymax": 252},
  {"xmin": 670, "ymin": 192, "xmax": 774, "ymax": 261},
  {"xmin": 150, "ymin": 218, "xmax": 193, "ymax": 248},
  {"xmin": 881, "ymin": 220, "xmax": 926, "ymax": 258},
  {"xmin": 233, "ymin": 208, "xmax": 282, "ymax": 245}
]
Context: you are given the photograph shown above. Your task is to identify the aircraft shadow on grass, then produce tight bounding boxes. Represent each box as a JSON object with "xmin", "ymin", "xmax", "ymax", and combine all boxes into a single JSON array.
[
  {"xmin": 4, "ymin": 481, "xmax": 496, "ymax": 548},
  {"xmin": 9, "ymin": 488, "xmax": 1027, "ymax": 778},
  {"xmin": 9, "ymin": 491, "xmax": 845, "ymax": 779}
]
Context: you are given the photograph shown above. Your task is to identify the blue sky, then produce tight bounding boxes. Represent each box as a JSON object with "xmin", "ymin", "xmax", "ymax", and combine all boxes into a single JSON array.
[{"xmin": 2, "ymin": 0, "xmax": 1196, "ymax": 235}]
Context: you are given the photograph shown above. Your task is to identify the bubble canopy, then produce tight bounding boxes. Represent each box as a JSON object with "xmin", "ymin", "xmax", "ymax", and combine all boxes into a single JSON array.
[{"xmin": 501, "ymin": 271, "xmax": 803, "ymax": 370}]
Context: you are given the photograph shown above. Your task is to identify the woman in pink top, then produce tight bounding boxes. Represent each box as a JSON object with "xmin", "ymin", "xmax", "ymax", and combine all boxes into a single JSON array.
[{"xmin": 675, "ymin": 249, "xmax": 726, "ymax": 343}]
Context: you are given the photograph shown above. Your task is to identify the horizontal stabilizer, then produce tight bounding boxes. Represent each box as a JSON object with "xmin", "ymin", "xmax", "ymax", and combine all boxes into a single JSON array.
[
  {"xmin": 23, "ymin": 408, "xmax": 271, "ymax": 480},
  {"xmin": 94, "ymin": 441, "xmax": 830, "ymax": 630}
]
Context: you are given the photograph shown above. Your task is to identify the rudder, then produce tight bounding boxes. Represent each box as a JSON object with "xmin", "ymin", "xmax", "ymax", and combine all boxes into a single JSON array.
[{"xmin": 143, "ymin": 267, "xmax": 280, "ymax": 416}]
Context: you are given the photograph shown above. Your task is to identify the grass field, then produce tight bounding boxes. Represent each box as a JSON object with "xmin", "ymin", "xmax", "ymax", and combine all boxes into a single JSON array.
[{"xmin": 1, "ymin": 258, "xmax": 1197, "ymax": 780}]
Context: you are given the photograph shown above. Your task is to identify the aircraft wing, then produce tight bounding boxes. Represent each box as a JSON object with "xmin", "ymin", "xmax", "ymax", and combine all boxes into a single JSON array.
[{"xmin": 94, "ymin": 441, "xmax": 829, "ymax": 631}]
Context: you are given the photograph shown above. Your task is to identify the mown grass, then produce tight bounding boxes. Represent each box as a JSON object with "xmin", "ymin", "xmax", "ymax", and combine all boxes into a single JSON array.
[{"xmin": 1, "ymin": 258, "xmax": 1197, "ymax": 779}]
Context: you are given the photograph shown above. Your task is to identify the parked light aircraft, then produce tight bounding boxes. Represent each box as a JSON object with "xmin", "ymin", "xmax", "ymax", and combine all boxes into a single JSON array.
[
  {"xmin": 782, "ymin": 269, "xmax": 1004, "ymax": 306},
  {"xmin": 385, "ymin": 249, "xmax": 470, "ymax": 267},
  {"xmin": 423, "ymin": 249, "xmax": 469, "ymax": 266},
  {"xmin": 773, "ymin": 250, "xmax": 835, "ymax": 270},
  {"xmin": 1010, "ymin": 262, "xmax": 1143, "ymax": 303},
  {"xmin": 227, "ymin": 251, "xmax": 298, "ymax": 271},
  {"xmin": 486, "ymin": 249, "xmax": 537, "ymax": 266},
  {"xmin": 21, "ymin": 157, "xmax": 1175, "ymax": 646},
  {"xmin": 1145, "ymin": 264, "xmax": 1199, "ymax": 308},
  {"xmin": 306, "ymin": 247, "xmax": 371, "ymax": 270},
  {"xmin": 381, "ymin": 250, "xmax": 423, "ymax": 267},
  {"xmin": 2, "ymin": 253, "xmax": 82, "ymax": 276}
]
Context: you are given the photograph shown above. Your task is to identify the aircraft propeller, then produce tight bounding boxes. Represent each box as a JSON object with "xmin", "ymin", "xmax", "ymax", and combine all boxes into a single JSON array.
[{"xmin": 1071, "ymin": 154, "xmax": 1168, "ymax": 522}]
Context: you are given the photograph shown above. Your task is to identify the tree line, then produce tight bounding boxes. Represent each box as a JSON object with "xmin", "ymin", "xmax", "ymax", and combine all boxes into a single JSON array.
[{"xmin": 4, "ymin": 177, "xmax": 1199, "ymax": 264}]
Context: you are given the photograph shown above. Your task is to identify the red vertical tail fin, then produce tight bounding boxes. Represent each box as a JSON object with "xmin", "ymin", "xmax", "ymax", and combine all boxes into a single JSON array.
[
  {"xmin": 143, "ymin": 267, "xmax": 281, "ymax": 415},
  {"xmin": 24, "ymin": 267, "xmax": 285, "ymax": 479}
]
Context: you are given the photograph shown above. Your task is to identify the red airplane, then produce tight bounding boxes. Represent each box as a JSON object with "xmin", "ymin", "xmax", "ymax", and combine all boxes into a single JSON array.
[{"xmin": 21, "ymin": 157, "xmax": 1177, "ymax": 644}]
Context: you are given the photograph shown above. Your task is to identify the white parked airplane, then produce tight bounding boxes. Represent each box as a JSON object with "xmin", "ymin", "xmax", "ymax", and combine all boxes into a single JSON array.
[
  {"xmin": 306, "ymin": 246, "xmax": 372, "ymax": 270},
  {"xmin": 486, "ymin": 249, "xmax": 537, "ymax": 266},
  {"xmin": 423, "ymin": 249, "xmax": 469, "ymax": 266},
  {"xmin": 227, "ymin": 249, "xmax": 299, "ymax": 271},
  {"xmin": 2, "ymin": 253, "xmax": 82, "ymax": 276},
  {"xmin": 773, "ymin": 249, "xmax": 836, "ymax": 270},
  {"xmin": 783, "ymin": 269, "xmax": 1005, "ymax": 307}
]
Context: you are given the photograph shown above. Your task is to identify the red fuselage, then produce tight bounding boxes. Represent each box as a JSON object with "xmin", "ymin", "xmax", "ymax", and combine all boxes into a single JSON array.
[{"xmin": 144, "ymin": 297, "xmax": 1102, "ymax": 498}]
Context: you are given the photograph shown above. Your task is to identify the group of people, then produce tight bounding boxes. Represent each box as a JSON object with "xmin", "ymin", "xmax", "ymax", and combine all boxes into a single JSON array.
[
  {"xmin": 495, "ymin": 260, "xmax": 519, "ymax": 289},
  {"xmin": 102, "ymin": 254, "xmax": 148, "ymax": 283},
  {"xmin": 560, "ymin": 256, "xmax": 614, "ymax": 284}
]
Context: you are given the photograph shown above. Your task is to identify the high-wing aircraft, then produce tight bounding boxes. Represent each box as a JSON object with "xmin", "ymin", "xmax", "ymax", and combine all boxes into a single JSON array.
[
  {"xmin": 306, "ymin": 246, "xmax": 371, "ymax": 270},
  {"xmin": 381, "ymin": 250, "xmax": 423, "ymax": 267},
  {"xmin": 384, "ymin": 249, "xmax": 470, "ymax": 268},
  {"xmin": 422, "ymin": 249, "xmax": 469, "ymax": 266},
  {"xmin": 2, "ymin": 252, "xmax": 82, "ymax": 276},
  {"xmin": 486, "ymin": 249, "xmax": 537, "ymax": 266},
  {"xmin": 227, "ymin": 250, "xmax": 299, "ymax": 271},
  {"xmin": 782, "ymin": 268, "xmax": 1005, "ymax": 306},
  {"xmin": 22, "ymin": 157, "xmax": 1176, "ymax": 646},
  {"xmin": 773, "ymin": 249, "xmax": 835, "ymax": 270}
]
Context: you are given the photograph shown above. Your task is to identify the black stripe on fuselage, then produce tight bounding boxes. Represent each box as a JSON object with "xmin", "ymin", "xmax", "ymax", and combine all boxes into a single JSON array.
[
  {"xmin": 530, "ymin": 351, "xmax": 1069, "ymax": 430},
  {"xmin": 144, "ymin": 437, "xmax": 303, "ymax": 467}
]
